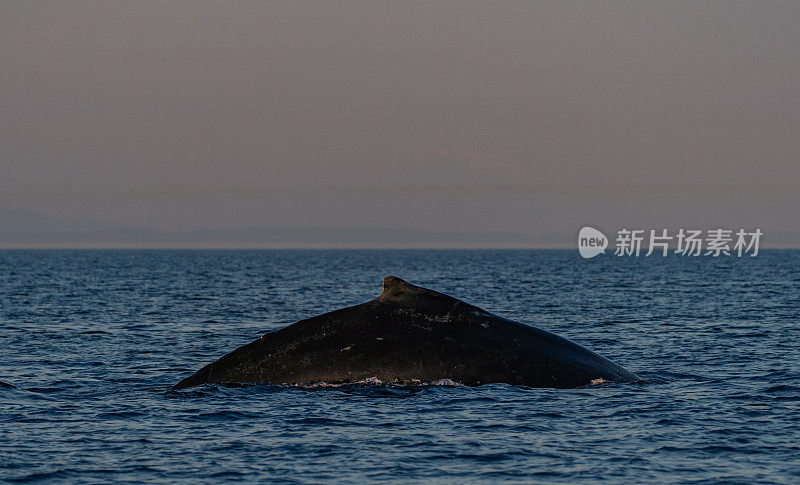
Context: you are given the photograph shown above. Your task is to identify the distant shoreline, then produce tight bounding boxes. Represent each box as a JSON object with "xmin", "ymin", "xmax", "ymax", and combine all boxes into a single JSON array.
[{"xmin": 2, "ymin": 244, "xmax": 799, "ymax": 250}]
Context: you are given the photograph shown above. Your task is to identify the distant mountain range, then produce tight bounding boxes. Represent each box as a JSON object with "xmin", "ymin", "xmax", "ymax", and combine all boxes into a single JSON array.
[
  {"xmin": 2, "ymin": 210, "xmax": 798, "ymax": 248},
  {"xmin": 0, "ymin": 209, "xmax": 553, "ymax": 247}
]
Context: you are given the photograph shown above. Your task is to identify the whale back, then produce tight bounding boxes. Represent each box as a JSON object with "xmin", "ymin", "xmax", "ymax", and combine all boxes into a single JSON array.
[{"xmin": 173, "ymin": 276, "xmax": 637, "ymax": 389}]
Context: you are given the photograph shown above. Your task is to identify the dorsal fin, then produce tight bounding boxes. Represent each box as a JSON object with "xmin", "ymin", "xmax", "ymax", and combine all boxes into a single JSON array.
[
  {"xmin": 379, "ymin": 275, "xmax": 418, "ymax": 299},
  {"xmin": 377, "ymin": 275, "xmax": 468, "ymax": 309}
]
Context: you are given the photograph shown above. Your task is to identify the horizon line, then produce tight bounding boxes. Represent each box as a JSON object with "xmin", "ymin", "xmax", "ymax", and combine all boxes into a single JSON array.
[{"xmin": 1, "ymin": 243, "xmax": 799, "ymax": 250}]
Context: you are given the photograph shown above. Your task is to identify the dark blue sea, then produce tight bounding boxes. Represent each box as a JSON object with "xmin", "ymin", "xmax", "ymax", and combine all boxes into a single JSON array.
[{"xmin": 1, "ymin": 250, "xmax": 798, "ymax": 483}]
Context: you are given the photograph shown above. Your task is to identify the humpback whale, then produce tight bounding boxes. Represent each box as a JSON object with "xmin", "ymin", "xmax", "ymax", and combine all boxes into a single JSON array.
[{"xmin": 174, "ymin": 276, "xmax": 637, "ymax": 389}]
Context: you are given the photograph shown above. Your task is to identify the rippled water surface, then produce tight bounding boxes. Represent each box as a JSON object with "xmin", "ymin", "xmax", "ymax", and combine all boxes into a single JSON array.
[{"xmin": 1, "ymin": 250, "xmax": 799, "ymax": 483}]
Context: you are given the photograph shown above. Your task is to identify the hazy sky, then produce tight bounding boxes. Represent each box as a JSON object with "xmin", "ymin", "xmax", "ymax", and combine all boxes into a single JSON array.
[{"xmin": 2, "ymin": 1, "xmax": 799, "ymax": 246}]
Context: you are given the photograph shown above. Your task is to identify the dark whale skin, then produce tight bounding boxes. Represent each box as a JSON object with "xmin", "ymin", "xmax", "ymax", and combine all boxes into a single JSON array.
[{"xmin": 173, "ymin": 276, "xmax": 638, "ymax": 389}]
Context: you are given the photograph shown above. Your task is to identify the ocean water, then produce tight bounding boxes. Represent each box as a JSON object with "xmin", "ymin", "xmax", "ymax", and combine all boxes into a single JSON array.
[{"xmin": 1, "ymin": 249, "xmax": 798, "ymax": 483}]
